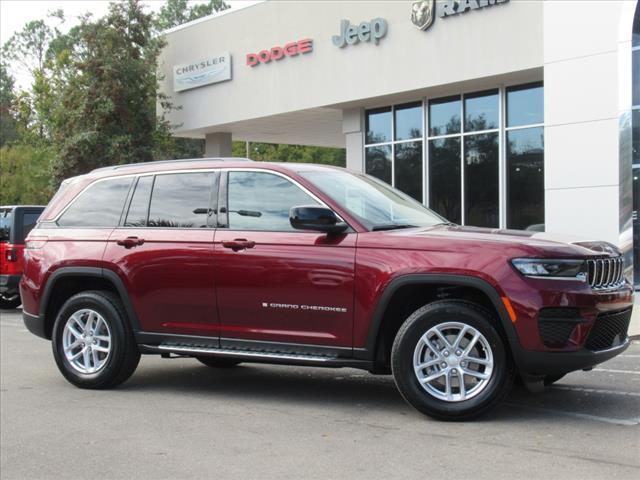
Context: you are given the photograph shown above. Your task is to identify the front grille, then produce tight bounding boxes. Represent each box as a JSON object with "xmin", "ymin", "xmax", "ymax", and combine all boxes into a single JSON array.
[
  {"xmin": 538, "ymin": 308, "xmax": 583, "ymax": 348},
  {"xmin": 587, "ymin": 257, "xmax": 624, "ymax": 290},
  {"xmin": 584, "ymin": 308, "xmax": 631, "ymax": 351}
]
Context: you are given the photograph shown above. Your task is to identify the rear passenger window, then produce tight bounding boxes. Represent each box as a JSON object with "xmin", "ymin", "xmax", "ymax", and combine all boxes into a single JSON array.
[
  {"xmin": 147, "ymin": 173, "xmax": 214, "ymax": 228},
  {"xmin": 58, "ymin": 177, "xmax": 133, "ymax": 227},
  {"xmin": 124, "ymin": 176, "xmax": 153, "ymax": 227}
]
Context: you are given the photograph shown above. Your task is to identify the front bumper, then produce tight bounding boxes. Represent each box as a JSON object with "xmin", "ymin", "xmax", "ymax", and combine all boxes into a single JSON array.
[
  {"xmin": 0, "ymin": 274, "xmax": 21, "ymax": 296},
  {"xmin": 512, "ymin": 337, "xmax": 631, "ymax": 376}
]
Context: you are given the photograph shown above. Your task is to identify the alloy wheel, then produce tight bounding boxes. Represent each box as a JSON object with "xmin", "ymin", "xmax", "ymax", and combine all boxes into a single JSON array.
[
  {"xmin": 62, "ymin": 309, "xmax": 112, "ymax": 374},
  {"xmin": 413, "ymin": 321, "xmax": 494, "ymax": 402}
]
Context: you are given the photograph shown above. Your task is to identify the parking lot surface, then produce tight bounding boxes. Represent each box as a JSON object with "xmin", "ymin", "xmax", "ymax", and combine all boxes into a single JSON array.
[{"xmin": 1, "ymin": 308, "xmax": 639, "ymax": 479}]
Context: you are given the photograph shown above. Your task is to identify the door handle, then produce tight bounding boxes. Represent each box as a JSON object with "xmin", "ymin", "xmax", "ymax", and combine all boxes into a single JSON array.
[
  {"xmin": 222, "ymin": 238, "xmax": 256, "ymax": 251},
  {"xmin": 117, "ymin": 236, "xmax": 145, "ymax": 249}
]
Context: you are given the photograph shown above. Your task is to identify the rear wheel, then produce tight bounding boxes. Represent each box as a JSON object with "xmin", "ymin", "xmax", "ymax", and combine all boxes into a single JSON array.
[
  {"xmin": 391, "ymin": 300, "xmax": 514, "ymax": 420},
  {"xmin": 196, "ymin": 356, "xmax": 242, "ymax": 368},
  {"xmin": 52, "ymin": 290, "xmax": 140, "ymax": 389}
]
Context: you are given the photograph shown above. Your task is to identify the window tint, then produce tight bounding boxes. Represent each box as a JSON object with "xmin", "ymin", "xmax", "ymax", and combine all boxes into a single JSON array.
[
  {"xmin": 125, "ymin": 176, "xmax": 153, "ymax": 227},
  {"xmin": 58, "ymin": 178, "xmax": 133, "ymax": 227},
  {"xmin": 19, "ymin": 212, "xmax": 41, "ymax": 243},
  {"xmin": 227, "ymin": 171, "xmax": 319, "ymax": 231},
  {"xmin": 507, "ymin": 83, "xmax": 544, "ymax": 127},
  {"xmin": 365, "ymin": 107, "xmax": 392, "ymax": 144},
  {"xmin": 464, "ymin": 90, "xmax": 499, "ymax": 132},
  {"xmin": 148, "ymin": 173, "xmax": 214, "ymax": 228},
  {"xmin": 394, "ymin": 102, "xmax": 422, "ymax": 141}
]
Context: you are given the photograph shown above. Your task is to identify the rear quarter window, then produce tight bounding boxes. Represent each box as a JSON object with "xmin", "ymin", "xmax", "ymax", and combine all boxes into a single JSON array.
[{"xmin": 57, "ymin": 177, "xmax": 133, "ymax": 227}]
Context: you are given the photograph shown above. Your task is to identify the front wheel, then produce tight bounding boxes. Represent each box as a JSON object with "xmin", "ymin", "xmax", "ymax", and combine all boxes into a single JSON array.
[{"xmin": 391, "ymin": 300, "xmax": 514, "ymax": 420}]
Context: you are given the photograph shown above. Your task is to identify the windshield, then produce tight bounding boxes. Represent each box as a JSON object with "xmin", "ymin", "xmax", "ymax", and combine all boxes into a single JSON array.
[
  {"xmin": 0, "ymin": 209, "xmax": 12, "ymax": 242},
  {"xmin": 299, "ymin": 169, "xmax": 447, "ymax": 230}
]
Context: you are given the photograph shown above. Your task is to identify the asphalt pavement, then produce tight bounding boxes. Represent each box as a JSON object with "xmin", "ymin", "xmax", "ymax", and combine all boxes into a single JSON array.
[{"xmin": 1, "ymin": 307, "xmax": 639, "ymax": 480}]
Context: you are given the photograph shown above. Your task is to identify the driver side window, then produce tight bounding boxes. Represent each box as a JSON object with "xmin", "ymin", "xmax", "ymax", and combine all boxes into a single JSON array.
[{"xmin": 227, "ymin": 171, "xmax": 319, "ymax": 231}]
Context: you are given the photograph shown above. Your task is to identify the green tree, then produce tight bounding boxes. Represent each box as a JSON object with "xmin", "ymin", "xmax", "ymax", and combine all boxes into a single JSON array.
[
  {"xmin": 0, "ymin": 63, "xmax": 18, "ymax": 146},
  {"xmin": 0, "ymin": 145, "xmax": 53, "ymax": 204},
  {"xmin": 155, "ymin": 0, "xmax": 229, "ymax": 31},
  {"xmin": 50, "ymin": 0, "xmax": 163, "ymax": 184}
]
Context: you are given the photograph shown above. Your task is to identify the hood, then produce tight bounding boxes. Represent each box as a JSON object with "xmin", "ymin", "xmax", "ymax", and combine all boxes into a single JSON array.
[{"xmin": 363, "ymin": 224, "xmax": 621, "ymax": 258}]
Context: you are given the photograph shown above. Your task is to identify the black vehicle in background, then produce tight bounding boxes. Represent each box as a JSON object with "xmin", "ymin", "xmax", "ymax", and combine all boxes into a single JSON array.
[{"xmin": 0, "ymin": 206, "xmax": 45, "ymax": 309}]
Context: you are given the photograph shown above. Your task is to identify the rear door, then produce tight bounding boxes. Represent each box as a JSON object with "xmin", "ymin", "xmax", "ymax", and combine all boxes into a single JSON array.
[
  {"xmin": 103, "ymin": 171, "xmax": 220, "ymax": 339},
  {"xmin": 214, "ymin": 169, "xmax": 356, "ymax": 349}
]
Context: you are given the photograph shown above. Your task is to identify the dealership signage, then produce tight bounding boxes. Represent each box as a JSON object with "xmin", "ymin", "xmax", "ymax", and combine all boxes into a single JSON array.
[
  {"xmin": 246, "ymin": 39, "xmax": 313, "ymax": 67},
  {"xmin": 411, "ymin": 0, "xmax": 509, "ymax": 31},
  {"xmin": 332, "ymin": 18, "xmax": 388, "ymax": 48},
  {"xmin": 173, "ymin": 52, "xmax": 231, "ymax": 92}
]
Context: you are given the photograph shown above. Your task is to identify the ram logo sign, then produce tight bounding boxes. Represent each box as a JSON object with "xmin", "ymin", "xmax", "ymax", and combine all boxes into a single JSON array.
[{"xmin": 173, "ymin": 52, "xmax": 232, "ymax": 92}]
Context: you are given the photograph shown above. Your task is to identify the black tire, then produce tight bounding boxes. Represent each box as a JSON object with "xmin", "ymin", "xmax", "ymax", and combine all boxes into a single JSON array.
[
  {"xmin": 391, "ymin": 300, "xmax": 515, "ymax": 421},
  {"xmin": 196, "ymin": 356, "xmax": 242, "ymax": 368},
  {"xmin": 0, "ymin": 295, "xmax": 21, "ymax": 310},
  {"xmin": 544, "ymin": 373, "xmax": 566, "ymax": 386},
  {"xmin": 52, "ymin": 290, "xmax": 140, "ymax": 389}
]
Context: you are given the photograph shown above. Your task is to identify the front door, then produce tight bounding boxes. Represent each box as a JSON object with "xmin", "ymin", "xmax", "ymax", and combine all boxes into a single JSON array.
[
  {"xmin": 214, "ymin": 170, "xmax": 356, "ymax": 348},
  {"xmin": 103, "ymin": 171, "xmax": 220, "ymax": 338}
]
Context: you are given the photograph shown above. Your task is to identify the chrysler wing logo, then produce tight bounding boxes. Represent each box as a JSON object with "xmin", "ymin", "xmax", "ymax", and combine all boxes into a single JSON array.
[{"xmin": 411, "ymin": 0, "xmax": 435, "ymax": 31}]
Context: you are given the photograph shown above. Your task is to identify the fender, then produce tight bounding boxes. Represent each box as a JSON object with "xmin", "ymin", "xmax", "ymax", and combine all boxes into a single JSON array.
[
  {"xmin": 358, "ymin": 274, "xmax": 521, "ymax": 360},
  {"xmin": 38, "ymin": 266, "xmax": 141, "ymax": 334}
]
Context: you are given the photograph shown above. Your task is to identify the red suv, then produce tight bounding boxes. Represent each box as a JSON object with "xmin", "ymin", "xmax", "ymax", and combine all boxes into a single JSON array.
[
  {"xmin": 1, "ymin": 205, "xmax": 45, "ymax": 309},
  {"xmin": 20, "ymin": 159, "xmax": 632, "ymax": 419}
]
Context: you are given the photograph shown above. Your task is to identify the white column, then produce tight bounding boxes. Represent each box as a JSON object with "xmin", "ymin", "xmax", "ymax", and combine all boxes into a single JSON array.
[
  {"xmin": 205, "ymin": 132, "xmax": 233, "ymax": 157},
  {"xmin": 543, "ymin": 1, "xmax": 634, "ymax": 252},
  {"xmin": 343, "ymin": 108, "xmax": 364, "ymax": 172}
]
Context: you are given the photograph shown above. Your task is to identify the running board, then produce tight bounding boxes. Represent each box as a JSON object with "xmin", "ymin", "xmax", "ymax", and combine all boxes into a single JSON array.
[{"xmin": 140, "ymin": 344, "xmax": 372, "ymax": 370}]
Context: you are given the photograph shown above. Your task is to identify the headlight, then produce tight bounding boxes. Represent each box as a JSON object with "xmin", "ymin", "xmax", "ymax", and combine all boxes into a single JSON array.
[{"xmin": 511, "ymin": 258, "xmax": 587, "ymax": 281}]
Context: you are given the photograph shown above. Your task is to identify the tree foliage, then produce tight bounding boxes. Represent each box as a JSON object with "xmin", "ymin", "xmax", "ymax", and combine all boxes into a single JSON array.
[
  {"xmin": 155, "ymin": 0, "xmax": 229, "ymax": 31},
  {"xmin": 0, "ymin": 0, "xmax": 346, "ymax": 205}
]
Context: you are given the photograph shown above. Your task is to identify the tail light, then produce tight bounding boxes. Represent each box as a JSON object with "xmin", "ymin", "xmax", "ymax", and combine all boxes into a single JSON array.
[{"xmin": 25, "ymin": 237, "xmax": 48, "ymax": 250}]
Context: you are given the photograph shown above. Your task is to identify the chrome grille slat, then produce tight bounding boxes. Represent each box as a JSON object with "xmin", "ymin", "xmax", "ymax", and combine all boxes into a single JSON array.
[{"xmin": 587, "ymin": 256, "xmax": 624, "ymax": 290}]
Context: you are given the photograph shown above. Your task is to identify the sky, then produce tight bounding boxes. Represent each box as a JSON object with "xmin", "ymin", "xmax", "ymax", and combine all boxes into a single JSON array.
[{"xmin": 0, "ymin": 0, "xmax": 261, "ymax": 87}]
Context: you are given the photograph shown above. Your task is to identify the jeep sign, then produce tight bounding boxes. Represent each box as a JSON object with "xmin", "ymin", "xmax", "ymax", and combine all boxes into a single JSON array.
[
  {"xmin": 173, "ymin": 52, "xmax": 231, "ymax": 92},
  {"xmin": 332, "ymin": 18, "xmax": 388, "ymax": 48}
]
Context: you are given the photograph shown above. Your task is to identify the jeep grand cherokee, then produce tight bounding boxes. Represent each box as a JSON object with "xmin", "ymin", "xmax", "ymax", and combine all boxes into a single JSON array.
[{"xmin": 20, "ymin": 159, "xmax": 633, "ymax": 419}]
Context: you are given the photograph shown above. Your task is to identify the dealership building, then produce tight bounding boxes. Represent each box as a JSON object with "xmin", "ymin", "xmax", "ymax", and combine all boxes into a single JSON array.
[{"xmin": 159, "ymin": 0, "xmax": 640, "ymax": 280}]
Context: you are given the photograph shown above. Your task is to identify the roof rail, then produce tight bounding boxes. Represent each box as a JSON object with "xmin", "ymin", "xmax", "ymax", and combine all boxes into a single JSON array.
[{"xmin": 91, "ymin": 157, "xmax": 253, "ymax": 173}]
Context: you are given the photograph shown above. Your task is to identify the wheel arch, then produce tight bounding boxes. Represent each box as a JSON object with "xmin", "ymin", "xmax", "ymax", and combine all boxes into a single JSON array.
[
  {"xmin": 360, "ymin": 274, "xmax": 521, "ymax": 369},
  {"xmin": 39, "ymin": 267, "xmax": 140, "ymax": 340}
]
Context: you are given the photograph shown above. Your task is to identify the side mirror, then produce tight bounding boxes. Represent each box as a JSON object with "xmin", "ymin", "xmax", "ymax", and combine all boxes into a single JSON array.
[{"xmin": 290, "ymin": 205, "xmax": 348, "ymax": 234}]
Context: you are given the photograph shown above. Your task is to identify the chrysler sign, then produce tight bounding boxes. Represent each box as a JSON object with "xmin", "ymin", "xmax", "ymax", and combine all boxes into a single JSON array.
[{"xmin": 173, "ymin": 52, "xmax": 231, "ymax": 92}]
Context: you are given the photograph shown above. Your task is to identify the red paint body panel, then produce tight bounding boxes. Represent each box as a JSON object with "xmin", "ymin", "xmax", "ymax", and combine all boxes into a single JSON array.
[
  {"xmin": 214, "ymin": 230, "xmax": 356, "ymax": 346},
  {"xmin": 102, "ymin": 228, "xmax": 218, "ymax": 336}
]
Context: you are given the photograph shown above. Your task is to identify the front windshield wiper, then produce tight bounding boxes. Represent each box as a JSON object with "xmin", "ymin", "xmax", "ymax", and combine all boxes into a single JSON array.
[{"xmin": 371, "ymin": 224, "xmax": 418, "ymax": 231}]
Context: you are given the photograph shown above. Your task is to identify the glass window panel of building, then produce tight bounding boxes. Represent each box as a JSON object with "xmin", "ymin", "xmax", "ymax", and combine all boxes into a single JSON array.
[
  {"xmin": 366, "ymin": 83, "xmax": 543, "ymax": 230},
  {"xmin": 365, "ymin": 102, "xmax": 423, "ymax": 202},
  {"xmin": 506, "ymin": 82, "xmax": 545, "ymax": 230}
]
